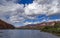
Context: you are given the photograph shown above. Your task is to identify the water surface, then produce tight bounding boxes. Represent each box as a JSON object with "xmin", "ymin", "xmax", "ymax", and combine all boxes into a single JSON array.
[{"xmin": 0, "ymin": 30, "xmax": 60, "ymax": 38}]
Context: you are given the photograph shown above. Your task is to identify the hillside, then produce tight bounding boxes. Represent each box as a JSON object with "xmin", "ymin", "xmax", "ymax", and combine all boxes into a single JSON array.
[
  {"xmin": 0, "ymin": 19, "xmax": 15, "ymax": 29},
  {"xmin": 17, "ymin": 21, "xmax": 60, "ymax": 36},
  {"xmin": 18, "ymin": 21, "xmax": 56, "ymax": 29}
]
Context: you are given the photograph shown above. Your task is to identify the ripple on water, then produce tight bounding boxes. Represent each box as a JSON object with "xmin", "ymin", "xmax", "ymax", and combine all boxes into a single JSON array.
[{"xmin": 0, "ymin": 30, "xmax": 60, "ymax": 38}]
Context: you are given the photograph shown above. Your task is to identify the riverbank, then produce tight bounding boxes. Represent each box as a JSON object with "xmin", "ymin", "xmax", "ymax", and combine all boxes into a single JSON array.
[{"xmin": 40, "ymin": 25, "xmax": 60, "ymax": 36}]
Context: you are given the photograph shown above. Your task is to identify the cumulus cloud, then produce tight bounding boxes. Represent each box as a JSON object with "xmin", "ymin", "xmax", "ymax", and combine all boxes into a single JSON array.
[
  {"xmin": 0, "ymin": 0, "xmax": 25, "ymax": 25},
  {"xmin": 24, "ymin": 2, "xmax": 47, "ymax": 15},
  {"xmin": 24, "ymin": 0, "xmax": 60, "ymax": 16},
  {"xmin": 0, "ymin": 0, "xmax": 60, "ymax": 27}
]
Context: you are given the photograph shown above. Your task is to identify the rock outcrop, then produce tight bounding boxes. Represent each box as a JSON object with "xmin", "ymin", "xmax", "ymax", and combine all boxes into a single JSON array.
[{"xmin": 0, "ymin": 19, "xmax": 15, "ymax": 29}]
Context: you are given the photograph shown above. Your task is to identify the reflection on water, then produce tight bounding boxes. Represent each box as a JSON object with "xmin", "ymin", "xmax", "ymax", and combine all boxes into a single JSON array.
[{"xmin": 0, "ymin": 30, "xmax": 60, "ymax": 38}]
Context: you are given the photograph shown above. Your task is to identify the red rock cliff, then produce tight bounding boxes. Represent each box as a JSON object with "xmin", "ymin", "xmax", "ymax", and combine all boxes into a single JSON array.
[{"xmin": 0, "ymin": 19, "xmax": 15, "ymax": 29}]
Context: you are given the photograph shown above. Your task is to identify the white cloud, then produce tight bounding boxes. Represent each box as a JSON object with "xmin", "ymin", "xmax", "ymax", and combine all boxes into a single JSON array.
[
  {"xmin": 10, "ymin": 15, "xmax": 25, "ymax": 23},
  {"xmin": 24, "ymin": 0, "xmax": 60, "ymax": 16},
  {"xmin": 0, "ymin": 0, "xmax": 60, "ymax": 27},
  {"xmin": 24, "ymin": 2, "xmax": 47, "ymax": 15},
  {"xmin": 0, "ymin": 0, "xmax": 25, "ymax": 26},
  {"xmin": 24, "ymin": 21, "xmax": 41, "ymax": 25}
]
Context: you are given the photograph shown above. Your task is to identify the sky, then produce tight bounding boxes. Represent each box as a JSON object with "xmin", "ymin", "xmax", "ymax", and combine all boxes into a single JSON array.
[{"xmin": 0, "ymin": 0, "xmax": 60, "ymax": 27}]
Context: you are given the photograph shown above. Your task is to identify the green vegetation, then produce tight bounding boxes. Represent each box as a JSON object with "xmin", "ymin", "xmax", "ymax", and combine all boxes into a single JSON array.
[{"xmin": 41, "ymin": 23, "xmax": 60, "ymax": 36}]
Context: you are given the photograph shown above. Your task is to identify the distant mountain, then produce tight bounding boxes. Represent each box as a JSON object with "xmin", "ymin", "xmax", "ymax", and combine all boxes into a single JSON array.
[
  {"xmin": 18, "ymin": 21, "xmax": 60, "ymax": 29},
  {"xmin": 0, "ymin": 19, "xmax": 15, "ymax": 29}
]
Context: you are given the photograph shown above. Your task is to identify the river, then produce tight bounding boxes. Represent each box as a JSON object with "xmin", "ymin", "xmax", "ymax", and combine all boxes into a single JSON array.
[{"xmin": 0, "ymin": 30, "xmax": 60, "ymax": 38}]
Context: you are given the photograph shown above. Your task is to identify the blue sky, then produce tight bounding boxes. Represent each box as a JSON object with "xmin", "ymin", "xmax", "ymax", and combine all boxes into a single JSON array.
[
  {"xmin": 0, "ymin": 0, "xmax": 60, "ymax": 27},
  {"xmin": 18, "ymin": 0, "xmax": 34, "ymax": 5}
]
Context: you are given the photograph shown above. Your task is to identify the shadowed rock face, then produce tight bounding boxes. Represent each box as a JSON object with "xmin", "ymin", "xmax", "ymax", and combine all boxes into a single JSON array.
[{"xmin": 0, "ymin": 19, "xmax": 15, "ymax": 29}]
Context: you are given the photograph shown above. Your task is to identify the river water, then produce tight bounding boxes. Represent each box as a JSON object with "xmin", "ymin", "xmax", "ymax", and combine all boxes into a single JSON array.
[{"xmin": 0, "ymin": 30, "xmax": 60, "ymax": 38}]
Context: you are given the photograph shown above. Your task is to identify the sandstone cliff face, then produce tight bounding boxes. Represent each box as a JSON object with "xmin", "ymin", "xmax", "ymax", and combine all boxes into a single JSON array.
[
  {"xmin": 18, "ymin": 21, "xmax": 60, "ymax": 29},
  {"xmin": 0, "ymin": 19, "xmax": 15, "ymax": 29}
]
